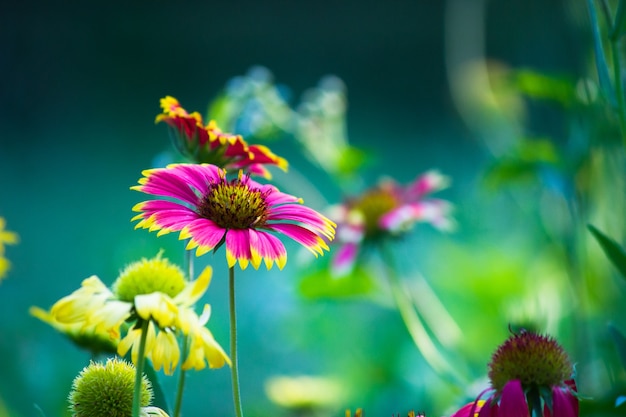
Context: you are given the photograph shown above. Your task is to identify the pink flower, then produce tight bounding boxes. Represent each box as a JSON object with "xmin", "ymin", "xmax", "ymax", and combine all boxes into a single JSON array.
[
  {"xmin": 156, "ymin": 96, "xmax": 288, "ymax": 179},
  {"xmin": 132, "ymin": 163, "xmax": 336, "ymax": 270},
  {"xmin": 453, "ymin": 331, "xmax": 578, "ymax": 417},
  {"xmin": 330, "ymin": 171, "xmax": 453, "ymax": 275},
  {"xmin": 450, "ymin": 401, "xmax": 485, "ymax": 417}
]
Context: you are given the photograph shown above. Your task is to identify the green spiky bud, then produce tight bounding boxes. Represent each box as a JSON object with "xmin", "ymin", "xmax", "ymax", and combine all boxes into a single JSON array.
[{"xmin": 68, "ymin": 357, "xmax": 152, "ymax": 417}]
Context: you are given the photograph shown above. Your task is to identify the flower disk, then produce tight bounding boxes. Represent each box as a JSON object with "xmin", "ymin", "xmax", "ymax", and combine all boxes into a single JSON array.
[
  {"xmin": 488, "ymin": 331, "xmax": 573, "ymax": 391},
  {"xmin": 198, "ymin": 173, "xmax": 269, "ymax": 230},
  {"xmin": 68, "ymin": 357, "xmax": 152, "ymax": 417},
  {"xmin": 351, "ymin": 188, "xmax": 399, "ymax": 238},
  {"xmin": 113, "ymin": 254, "xmax": 186, "ymax": 302}
]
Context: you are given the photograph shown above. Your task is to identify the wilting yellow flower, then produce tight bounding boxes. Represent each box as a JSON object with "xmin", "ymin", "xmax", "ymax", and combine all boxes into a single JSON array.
[
  {"xmin": 33, "ymin": 254, "xmax": 229, "ymax": 374},
  {"xmin": 29, "ymin": 305, "xmax": 118, "ymax": 355}
]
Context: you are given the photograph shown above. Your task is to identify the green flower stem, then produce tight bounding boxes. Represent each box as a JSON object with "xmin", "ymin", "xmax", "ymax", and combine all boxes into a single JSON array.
[
  {"xmin": 132, "ymin": 319, "xmax": 150, "ymax": 417},
  {"xmin": 173, "ymin": 248, "xmax": 194, "ymax": 417},
  {"xmin": 173, "ymin": 336, "xmax": 189, "ymax": 417},
  {"xmin": 379, "ymin": 243, "xmax": 464, "ymax": 386},
  {"xmin": 229, "ymin": 266, "xmax": 244, "ymax": 417}
]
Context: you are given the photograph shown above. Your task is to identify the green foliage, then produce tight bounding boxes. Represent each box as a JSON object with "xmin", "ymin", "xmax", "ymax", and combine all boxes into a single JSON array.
[
  {"xmin": 512, "ymin": 70, "xmax": 577, "ymax": 108},
  {"xmin": 587, "ymin": 0, "xmax": 616, "ymax": 105},
  {"xmin": 142, "ymin": 362, "xmax": 169, "ymax": 414},
  {"xmin": 608, "ymin": 323, "xmax": 626, "ymax": 371},
  {"xmin": 483, "ymin": 137, "xmax": 559, "ymax": 189},
  {"xmin": 588, "ymin": 224, "xmax": 626, "ymax": 281},
  {"xmin": 612, "ymin": 0, "xmax": 626, "ymax": 39},
  {"xmin": 335, "ymin": 146, "xmax": 369, "ymax": 177},
  {"xmin": 299, "ymin": 261, "xmax": 376, "ymax": 299}
]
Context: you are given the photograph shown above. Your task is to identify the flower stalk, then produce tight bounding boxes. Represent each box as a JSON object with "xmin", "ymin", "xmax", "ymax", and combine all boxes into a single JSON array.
[
  {"xmin": 133, "ymin": 319, "xmax": 150, "ymax": 417},
  {"xmin": 173, "ymin": 247, "xmax": 195, "ymax": 417},
  {"xmin": 229, "ymin": 266, "xmax": 244, "ymax": 417},
  {"xmin": 379, "ymin": 242, "xmax": 464, "ymax": 386}
]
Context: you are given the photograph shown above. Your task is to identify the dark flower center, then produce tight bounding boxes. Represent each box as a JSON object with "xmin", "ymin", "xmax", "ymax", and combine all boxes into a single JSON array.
[
  {"xmin": 353, "ymin": 188, "xmax": 399, "ymax": 237},
  {"xmin": 198, "ymin": 176, "xmax": 269, "ymax": 230},
  {"xmin": 488, "ymin": 331, "xmax": 573, "ymax": 391}
]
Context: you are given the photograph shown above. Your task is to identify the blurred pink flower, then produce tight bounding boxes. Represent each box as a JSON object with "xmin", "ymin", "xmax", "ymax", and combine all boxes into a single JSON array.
[
  {"xmin": 329, "ymin": 170, "xmax": 453, "ymax": 276},
  {"xmin": 454, "ymin": 331, "xmax": 578, "ymax": 417}
]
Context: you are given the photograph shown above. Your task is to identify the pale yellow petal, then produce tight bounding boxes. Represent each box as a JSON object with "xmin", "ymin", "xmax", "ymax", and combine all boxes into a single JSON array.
[
  {"xmin": 134, "ymin": 293, "xmax": 178, "ymax": 328},
  {"xmin": 151, "ymin": 330, "xmax": 180, "ymax": 375},
  {"xmin": 173, "ymin": 266, "xmax": 211, "ymax": 307}
]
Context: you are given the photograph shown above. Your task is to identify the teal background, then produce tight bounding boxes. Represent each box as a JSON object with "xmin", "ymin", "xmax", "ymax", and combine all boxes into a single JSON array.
[{"xmin": 0, "ymin": 1, "xmax": 593, "ymax": 417}]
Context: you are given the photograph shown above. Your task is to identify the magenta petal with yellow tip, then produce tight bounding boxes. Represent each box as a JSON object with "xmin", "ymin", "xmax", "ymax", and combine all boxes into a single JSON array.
[
  {"xmin": 450, "ymin": 400, "xmax": 485, "ymax": 417},
  {"xmin": 477, "ymin": 400, "xmax": 499, "ymax": 417}
]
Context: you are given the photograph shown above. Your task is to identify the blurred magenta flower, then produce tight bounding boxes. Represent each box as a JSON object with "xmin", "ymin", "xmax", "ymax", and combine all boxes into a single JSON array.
[
  {"xmin": 156, "ymin": 96, "xmax": 288, "ymax": 178},
  {"xmin": 132, "ymin": 163, "xmax": 336, "ymax": 270},
  {"xmin": 455, "ymin": 330, "xmax": 578, "ymax": 417},
  {"xmin": 329, "ymin": 170, "xmax": 453, "ymax": 276}
]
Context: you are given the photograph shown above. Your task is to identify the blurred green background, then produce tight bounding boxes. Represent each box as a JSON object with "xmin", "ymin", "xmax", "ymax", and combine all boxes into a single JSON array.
[{"xmin": 2, "ymin": 1, "xmax": 621, "ymax": 416}]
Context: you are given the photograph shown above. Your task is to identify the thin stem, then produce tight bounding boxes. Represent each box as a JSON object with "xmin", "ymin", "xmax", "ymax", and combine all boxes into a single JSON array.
[
  {"xmin": 229, "ymin": 266, "xmax": 244, "ymax": 417},
  {"xmin": 132, "ymin": 320, "xmax": 150, "ymax": 417},
  {"xmin": 610, "ymin": 38, "xmax": 626, "ymax": 143},
  {"xmin": 173, "ymin": 336, "xmax": 189, "ymax": 417},
  {"xmin": 185, "ymin": 245, "xmax": 194, "ymax": 281},
  {"xmin": 379, "ymin": 243, "xmax": 465, "ymax": 386},
  {"xmin": 173, "ymin": 248, "xmax": 194, "ymax": 417}
]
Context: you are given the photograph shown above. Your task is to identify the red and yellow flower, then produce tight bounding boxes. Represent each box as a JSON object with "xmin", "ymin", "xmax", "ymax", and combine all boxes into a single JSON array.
[{"xmin": 156, "ymin": 96, "xmax": 287, "ymax": 179}]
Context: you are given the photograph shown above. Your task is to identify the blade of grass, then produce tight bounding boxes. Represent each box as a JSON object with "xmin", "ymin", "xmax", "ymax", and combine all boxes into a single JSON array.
[
  {"xmin": 588, "ymin": 224, "xmax": 626, "ymax": 280},
  {"xmin": 587, "ymin": 0, "xmax": 617, "ymax": 106},
  {"xmin": 611, "ymin": 0, "xmax": 626, "ymax": 39},
  {"xmin": 608, "ymin": 323, "xmax": 626, "ymax": 370}
]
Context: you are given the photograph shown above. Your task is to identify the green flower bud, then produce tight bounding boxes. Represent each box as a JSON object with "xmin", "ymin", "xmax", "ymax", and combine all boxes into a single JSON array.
[
  {"xmin": 68, "ymin": 357, "xmax": 152, "ymax": 417},
  {"xmin": 113, "ymin": 253, "xmax": 186, "ymax": 302}
]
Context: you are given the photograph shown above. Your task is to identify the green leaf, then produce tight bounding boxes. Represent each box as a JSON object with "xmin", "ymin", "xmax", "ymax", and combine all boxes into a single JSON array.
[
  {"xmin": 483, "ymin": 138, "xmax": 559, "ymax": 190},
  {"xmin": 588, "ymin": 224, "xmax": 626, "ymax": 280},
  {"xmin": 299, "ymin": 263, "xmax": 376, "ymax": 299},
  {"xmin": 608, "ymin": 323, "xmax": 626, "ymax": 371},
  {"xmin": 336, "ymin": 146, "xmax": 368, "ymax": 176},
  {"xmin": 587, "ymin": 0, "xmax": 617, "ymax": 106},
  {"xmin": 513, "ymin": 70, "xmax": 576, "ymax": 107},
  {"xmin": 143, "ymin": 361, "xmax": 169, "ymax": 413}
]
